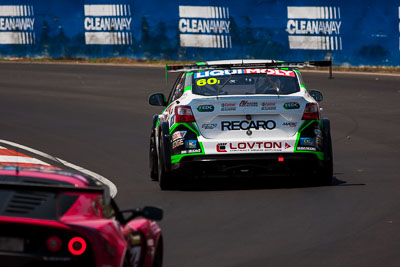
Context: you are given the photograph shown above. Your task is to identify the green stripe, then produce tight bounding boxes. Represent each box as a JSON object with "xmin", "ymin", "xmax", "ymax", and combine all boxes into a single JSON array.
[
  {"xmin": 184, "ymin": 85, "xmax": 192, "ymax": 92},
  {"xmin": 294, "ymin": 120, "xmax": 324, "ymax": 160}
]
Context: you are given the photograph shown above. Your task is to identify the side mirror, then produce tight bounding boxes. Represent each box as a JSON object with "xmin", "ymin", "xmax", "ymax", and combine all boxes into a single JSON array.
[
  {"xmin": 142, "ymin": 206, "xmax": 163, "ymax": 221},
  {"xmin": 149, "ymin": 93, "xmax": 167, "ymax": 106},
  {"xmin": 309, "ymin": 90, "xmax": 323, "ymax": 102},
  {"xmin": 120, "ymin": 206, "xmax": 163, "ymax": 222}
]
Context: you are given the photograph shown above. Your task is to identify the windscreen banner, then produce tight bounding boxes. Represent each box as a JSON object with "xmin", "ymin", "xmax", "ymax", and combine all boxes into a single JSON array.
[{"xmin": 0, "ymin": 0, "xmax": 399, "ymax": 65}]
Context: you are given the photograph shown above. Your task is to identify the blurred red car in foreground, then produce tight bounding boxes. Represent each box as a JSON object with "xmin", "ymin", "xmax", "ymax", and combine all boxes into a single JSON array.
[{"xmin": 0, "ymin": 140, "xmax": 163, "ymax": 267}]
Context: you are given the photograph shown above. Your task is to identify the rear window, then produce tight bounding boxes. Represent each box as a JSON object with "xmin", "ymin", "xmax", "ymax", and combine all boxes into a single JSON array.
[
  {"xmin": 192, "ymin": 69, "xmax": 300, "ymax": 96},
  {"xmin": 0, "ymin": 176, "xmax": 79, "ymax": 220}
]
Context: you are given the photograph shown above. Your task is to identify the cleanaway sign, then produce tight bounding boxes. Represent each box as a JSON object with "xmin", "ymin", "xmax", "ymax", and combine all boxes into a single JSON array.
[
  {"xmin": 0, "ymin": 5, "xmax": 35, "ymax": 45},
  {"xmin": 84, "ymin": 4, "xmax": 133, "ymax": 45},
  {"xmin": 286, "ymin": 6, "xmax": 342, "ymax": 51},
  {"xmin": 178, "ymin": 5, "xmax": 231, "ymax": 48}
]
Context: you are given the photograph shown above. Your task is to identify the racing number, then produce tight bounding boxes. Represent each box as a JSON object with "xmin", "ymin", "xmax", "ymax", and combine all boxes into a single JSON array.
[{"xmin": 196, "ymin": 78, "xmax": 221, "ymax": 86}]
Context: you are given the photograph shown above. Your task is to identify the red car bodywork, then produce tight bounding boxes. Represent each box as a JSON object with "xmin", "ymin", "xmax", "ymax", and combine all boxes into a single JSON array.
[{"xmin": 0, "ymin": 143, "xmax": 163, "ymax": 267}]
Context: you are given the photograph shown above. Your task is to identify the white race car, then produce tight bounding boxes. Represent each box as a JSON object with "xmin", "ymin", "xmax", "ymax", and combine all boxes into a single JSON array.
[{"xmin": 149, "ymin": 60, "xmax": 333, "ymax": 189}]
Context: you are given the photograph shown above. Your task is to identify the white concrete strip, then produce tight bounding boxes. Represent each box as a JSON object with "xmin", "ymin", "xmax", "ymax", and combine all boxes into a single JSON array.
[
  {"xmin": 0, "ymin": 155, "xmax": 50, "ymax": 166},
  {"xmin": 0, "ymin": 139, "xmax": 117, "ymax": 198}
]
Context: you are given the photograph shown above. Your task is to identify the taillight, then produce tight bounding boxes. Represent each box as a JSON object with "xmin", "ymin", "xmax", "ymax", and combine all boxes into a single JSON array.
[
  {"xmin": 46, "ymin": 236, "xmax": 62, "ymax": 252},
  {"xmin": 302, "ymin": 103, "xmax": 320, "ymax": 120},
  {"xmin": 68, "ymin": 237, "xmax": 87, "ymax": 256},
  {"xmin": 175, "ymin": 105, "xmax": 195, "ymax": 122}
]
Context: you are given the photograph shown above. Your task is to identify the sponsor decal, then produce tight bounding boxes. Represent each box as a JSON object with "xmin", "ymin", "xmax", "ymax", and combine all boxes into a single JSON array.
[
  {"xmin": 181, "ymin": 149, "xmax": 201, "ymax": 154},
  {"xmin": 194, "ymin": 69, "xmax": 295, "ymax": 79},
  {"xmin": 287, "ymin": 6, "xmax": 342, "ymax": 50},
  {"xmin": 221, "ymin": 120, "xmax": 276, "ymax": 131},
  {"xmin": 222, "ymin": 142, "xmax": 292, "ymax": 152},
  {"xmin": 172, "ymin": 131, "xmax": 186, "ymax": 141},
  {"xmin": 84, "ymin": 4, "xmax": 133, "ymax": 45},
  {"xmin": 300, "ymin": 137, "xmax": 314, "ymax": 146},
  {"xmin": 0, "ymin": 5, "xmax": 35, "ymax": 45},
  {"xmin": 196, "ymin": 77, "xmax": 221, "ymax": 87},
  {"xmin": 172, "ymin": 139, "xmax": 184, "ymax": 149},
  {"xmin": 197, "ymin": 105, "xmax": 214, "ymax": 112},
  {"xmin": 202, "ymin": 123, "xmax": 217, "ymax": 130},
  {"xmin": 239, "ymin": 100, "xmax": 258, "ymax": 107},
  {"xmin": 283, "ymin": 102, "xmax": 300, "ymax": 110},
  {"xmin": 169, "ymin": 114, "xmax": 175, "ymax": 127},
  {"xmin": 178, "ymin": 5, "xmax": 231, "ymax": 48},
  {"xmin": 216, "ymin": 143, "xmax": 227, "ymax": 152},
  {"xmin": 282, "ymin": 122, "xmax": 297, "ymax": 127},
  {"xmin": 185, "ymin": 140, "xmax": 197, "ymax": 149},
  {"xmin": 297, "ymin": 146, "xmax": 316, "ymax": 151},
  {"xmin": 221, "ymin": 102, "xmax": 236, "ymax": 111},
  {"xmin": 261, "ymin": 102, "xmax": 276, "ymax": 110}
]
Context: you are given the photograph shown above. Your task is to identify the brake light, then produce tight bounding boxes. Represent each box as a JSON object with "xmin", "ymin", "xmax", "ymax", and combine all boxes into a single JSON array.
[
  {"xmin": 68, "ymin": 237, "xmax": 87, "ymax": 256},
  {"xmin": 46, "ymin": 236, "xmax": 62, "ymax": 252},
  {"xmin": 175, "ymin": 105, "xmax": 195, "ymax": 122},
  {"xmin": 302, "ymin": 103, "xmax": 320, "ymax": 120}
]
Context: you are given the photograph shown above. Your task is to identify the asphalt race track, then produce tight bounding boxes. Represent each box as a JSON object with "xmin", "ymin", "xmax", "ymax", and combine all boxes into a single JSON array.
[{"xmin": 1, "ymin": 62, "xmax": 400, "ymax": 267}]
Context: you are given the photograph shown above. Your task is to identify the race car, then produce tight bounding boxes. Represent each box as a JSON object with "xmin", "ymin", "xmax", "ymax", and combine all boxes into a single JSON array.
[
  {"xmin": 149, "ymin": 59, "xmax": 333, "ymax": 189},
  {"xmin": 0, "ymin": 140, "xmax": 163, "ymax": 267}
]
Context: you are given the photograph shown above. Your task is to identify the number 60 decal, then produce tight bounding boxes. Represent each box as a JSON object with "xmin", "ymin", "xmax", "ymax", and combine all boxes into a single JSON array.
[{"xmin": 196, "ymin": 78, "xmax": 221, "ymax": 86}]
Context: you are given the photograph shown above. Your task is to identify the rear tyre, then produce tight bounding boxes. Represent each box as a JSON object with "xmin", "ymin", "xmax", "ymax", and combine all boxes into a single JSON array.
[
  {"xmin": 319, "ymin": 119, "xmax": 333, "ymax": 185},
  {"xmin": 152, "ymin": 237, "xmax": 163, "ymax": 267},
  {"xmin": 149, "ymin": 131, "xmax": 158, "ymax": 181},
  {"xmin": 149, "ymin": 115, "xmax": 159, "ymax": 181},
  {"xmin": 158, "ymin": 123, "xmax": 175, "ymax": 190}
]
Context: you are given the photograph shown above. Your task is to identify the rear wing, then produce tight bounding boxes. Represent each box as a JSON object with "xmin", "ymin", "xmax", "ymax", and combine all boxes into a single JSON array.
[{"xmin": 166, "ymin": 60, "xmax": 332, "ymax": 72}]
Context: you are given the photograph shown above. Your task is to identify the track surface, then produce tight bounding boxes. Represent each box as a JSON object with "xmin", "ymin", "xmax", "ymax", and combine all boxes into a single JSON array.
[{"xmin": 1, "ymin": 62, "xmax": 400, "ymax": 267}]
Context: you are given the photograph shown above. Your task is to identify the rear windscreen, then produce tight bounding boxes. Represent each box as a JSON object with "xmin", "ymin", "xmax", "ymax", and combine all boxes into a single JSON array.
[
  {"xmin": 0, "ymin": 176, "xmax": 78, "ymax": 220},
  {"xmin": 192, "ymin": 69, "xmax": 300, "ymax": 96}
]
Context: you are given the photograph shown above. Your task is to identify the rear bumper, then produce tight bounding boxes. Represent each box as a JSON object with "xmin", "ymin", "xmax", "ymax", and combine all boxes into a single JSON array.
[{"xmin": 171, "ymin": 152, "xmax": 323, "ymax": 177}]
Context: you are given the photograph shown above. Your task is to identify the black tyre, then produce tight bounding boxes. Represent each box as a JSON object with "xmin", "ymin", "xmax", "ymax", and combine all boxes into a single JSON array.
[
  {"xmin": 149, "ymin": 115, "xmax": 159, "ymax": 181},
  {"xmin": 158, "ymin": 123, "xmax": 174, "ymax": 190},
  {"xmin": 152, "ymin": 237, "xmax": 163, "ymax": 267},
  {"xmin": 149, "ymin": 130, "xmax": 158, "ymax": 181},
  {"xmin": 319, "ymin": 118, "xmax": 333, "ymax": 185}
]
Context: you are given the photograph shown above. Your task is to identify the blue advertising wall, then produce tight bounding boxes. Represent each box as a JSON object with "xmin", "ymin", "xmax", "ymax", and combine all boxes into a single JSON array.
[{"xmin": 0, "ymin": 0, "xmax": 399, "ymax": 65}]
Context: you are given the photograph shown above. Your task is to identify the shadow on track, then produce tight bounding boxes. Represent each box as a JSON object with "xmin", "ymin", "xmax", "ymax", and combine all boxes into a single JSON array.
[{"xmin": 167, "ymin": 175, "xmax": 364, "ymax": 192}]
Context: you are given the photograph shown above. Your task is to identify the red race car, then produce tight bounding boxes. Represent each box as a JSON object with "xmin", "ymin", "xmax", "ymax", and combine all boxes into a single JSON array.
[{"xmin": 0, "ymin": 140, "xmax": 163, "ymax": 267}]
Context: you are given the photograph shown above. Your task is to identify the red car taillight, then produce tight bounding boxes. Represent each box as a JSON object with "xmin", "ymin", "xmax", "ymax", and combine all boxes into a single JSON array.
[
  {"xmin": 175, "ymin": 105, "xmax": 195, "ymax": 122},
  {"xmin": 46, "ymin": 236, "xmax": 62, "ymax": 252},
  {"xmin": 68, "ymin": 236, "xmax": 87, "ymax": 256},
  {"xmin": 302, "ymin": 103, "xmax": 320, "ymax": 120}
]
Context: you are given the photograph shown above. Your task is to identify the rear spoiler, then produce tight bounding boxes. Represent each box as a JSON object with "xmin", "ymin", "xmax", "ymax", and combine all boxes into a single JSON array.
[{"xmin": 166, "ymin": 60, "xmax": 332, "ymax": 72}]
